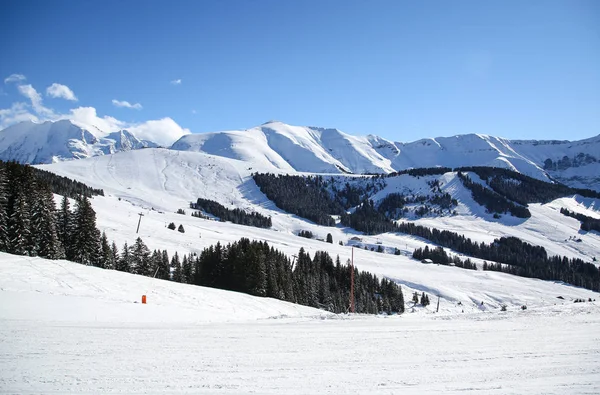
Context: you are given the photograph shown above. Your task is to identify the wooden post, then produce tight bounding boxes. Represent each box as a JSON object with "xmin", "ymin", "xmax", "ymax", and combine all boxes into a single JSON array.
[{"xmin": 436, "ymin": 295, "xmax": 440, "ymax": 313}]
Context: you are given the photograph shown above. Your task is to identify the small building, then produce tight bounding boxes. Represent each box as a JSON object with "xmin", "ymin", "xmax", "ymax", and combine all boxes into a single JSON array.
[{"xmin": 421, "ymin": 259, "xmax": 434, "ymax": 264}]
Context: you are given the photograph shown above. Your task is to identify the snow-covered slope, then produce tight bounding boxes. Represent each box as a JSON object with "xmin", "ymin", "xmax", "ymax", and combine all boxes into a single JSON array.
[
  {"xmin": 39, "ymin": 148, "xmax": 600, "ymax": 266},
  {"xmin": 171, "ymin": 121, "xmax": 394, "ymax": 174},
  {"xmin": 2, "ymin": 252, "xmax": 599, "ymax": 394},
  {"xmin": 171, "ymin": 121, "xmax": 600, "ymax": 190},
  {"xmin": 0, "ymin": 120, "xmax": 165, "ymax": 164},
  {"xmin": 0, "ymin": 253, "xmax": 322, "ymax": 324}
]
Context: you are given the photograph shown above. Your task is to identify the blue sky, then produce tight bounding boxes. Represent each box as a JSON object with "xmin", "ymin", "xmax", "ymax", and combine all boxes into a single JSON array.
[{"xmin": 1, "ymin": 0, "xmax": 599, "ymax": 142}]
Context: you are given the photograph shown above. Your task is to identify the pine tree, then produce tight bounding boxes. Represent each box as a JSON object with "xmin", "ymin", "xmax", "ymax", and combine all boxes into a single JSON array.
[
  {"xmin": 110, "ymin": 241, "xmax": 120, "ymax": 269},
  {"xmin": 178, "ymin": 224, "xmax": 185, "ymax": 233},
  {"xmin": 100, "ymin": 232, "xmax": 113, "ymax": 269},
  {"xmin": 8, "ymin": 189, "xmax": 31, "ymax": 255},
  {"xmin": 159, "ymin": 250, "xmax": 171, "ymax": 280},
  {"xmin": 171, "ymin": 252, "xmax": 182, "ymax": 282},
  {"xmin": 57, "ymin": 196, "xmax": 74, "ymax": 259},
  {"xmin": 72, "ymin": 196, "xmax": 101, "ymax": 265},
  {"xmin": 0, "ymin": 167, "xmax": 9, "ymax": 251},
  {"xmin": 182, "ymin": 254, "xmax": 192, "ymax": 284},
  {"xmin": 117, "ymin": 242, "xmax": 131, "ymax": 272},
  {"xmin": 130, "ymin": 237, "xmax": 151, "ymax": 276},
  {"xmin": 30, "ymin": 186, "xmax": 63, "ymax": 259}
]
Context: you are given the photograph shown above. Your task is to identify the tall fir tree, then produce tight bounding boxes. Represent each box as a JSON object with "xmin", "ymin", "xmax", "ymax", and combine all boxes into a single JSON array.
[
  {"xmin": 57, "ymin": 195, "xmax": 73, "ymax": 259},
  {"xmin": 8, "ymin": 189, "xmax": 31, "ymax": 255},
  {"xmin": 100, "ymin": 232, "xmax": 113, "ymax": 269},
  {"xmin": 130, "ymin": 237, "xmax": 151, "ymax": 276},
  {"xmin": 117, "ymin": 242, "xmax": 131, "ymax": 272},
  {"xmin": 30, "ymin": 186, "xmax": 64, "ymax": 259},
  {"xmin": 72, "ymin": 196, "xmax": 101, "ymax": 265},
  {"xmin": 0, "ymin": 167, "xmax": 9, "ymax": 251},
  {"xmin": 171, "ymin": 252, "xmax": 182, "ymax": 283}
]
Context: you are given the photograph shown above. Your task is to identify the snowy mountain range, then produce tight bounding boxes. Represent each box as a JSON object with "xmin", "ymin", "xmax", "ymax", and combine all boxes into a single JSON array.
[
  {"xmin": 0, "ymin": 120, "xmax": 160, "ymax": 164},
  {"xmin": 2, "ymin": 119, "xmax": 599, "ymax": 190}
]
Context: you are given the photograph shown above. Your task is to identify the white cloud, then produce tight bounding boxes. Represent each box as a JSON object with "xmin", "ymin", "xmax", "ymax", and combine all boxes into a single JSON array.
[
  {"xmin": 127, "ymin": 118, "xmax": 190, "ymax": 146},
  {"xmin": 170, "ymin": 79, "xmax": 182, "ymax": 85},
  {"xmin": 65, "ymin": 106, "xmax": 126, "ymax": 133},
  {"xmin": 0, "ymin": 102, "xmax": 39, "ymax": 129},
  {"xmin": 4, "ymin": 74, "xmax": 26, "ymax": 84},
  {"xmin": 112, "ymin": 99, "xmax": 143, "ymax": 110},
  {"xmin": 17, "ymin": 84, "xmax": 55, "ymax": 117},
  {"xmin": 46, "ymin": 83, "xmax": 78, "ymax": 101},
  {"xmin": 0, "ymin": 79, "xmax": 190, "ymax": 146}
]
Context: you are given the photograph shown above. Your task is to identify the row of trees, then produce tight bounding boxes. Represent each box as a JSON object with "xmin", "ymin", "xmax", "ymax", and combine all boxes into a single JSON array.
[
  {"xmin": 253, "ymin": 173, "xmax": 343, "ymax": 226},
  {"xmin": 188, "ymin": 238, "xmax": 404, "ymax": 314},
  {"xmin": 190, "ymin": 198, "xmax": 272, "ymax": 228},
  {"xmin": 0, "ymin": 162, "xmax": 103, "ymax": 264},
  {"xmin": 412, "ymin": 246, "xmax": 477, "ymax": 270},
  {"xmin": 560, "ymin": 208, "xmax": 600, "ymax": 233},
  {"xmin": 457, "ymin": 172, "xmax": 531, "ymax": 218},
  {"xmin": 0, "ymin": 160, "xmax": 104, "ymax": 199},
  {"xmin": 397, "ymin": 222, "xmax": 599, "ymax": 291},
  {"xmin": 97, "ymin": 235, "xmax": 405, "ymax": 314},
  {"xmin": 457, "ymin": 166, "xmax": 600, "ymax": 203}
]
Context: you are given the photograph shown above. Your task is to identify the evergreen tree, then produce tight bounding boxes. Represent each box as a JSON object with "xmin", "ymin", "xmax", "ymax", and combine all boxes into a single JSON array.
[
  {"xmin": 0, "ymin": 167, "xmax": 9, "ymax": 251},
  {"xmin": 72, "ymin": 196, "xmax": 101, "ymax": 265},
  {"xmin": 30, "ymin": 186, "xmax": 63, "ymax": 259},
  {"xmin": 171, "ymin": 252, "xmax": 182, "ymax": 282},
  {"xmin": 159, "ymin": 250, "xmax": 171, "ymax": 280},
  {"xmin": 110, "ymin": 242, "xmax": 120, "ymax": 270},
  {"xmin": 100, "ymin": 232, "xmax": 113, "ymax": 269},
  {"xmin": 182, "ymin": 254, "xmax": 192, "ymax": 283},
  {"xmin": 57, "ymin": 195, "xmax": 74, "ymax": 259},
  {"xmin": 130, "ymin": 237, "xmax": 151, "ymax": 276},
  {"xmin": 8, "ymin": 189, "xmax": 31, "ymax": 255},
  {"xmin": 177, "ymin": 224, "xmax": 185, "ymax": 233},
  {"xmin": 117, "ymin": 242, "xmax": 131, "ymax": 272}
]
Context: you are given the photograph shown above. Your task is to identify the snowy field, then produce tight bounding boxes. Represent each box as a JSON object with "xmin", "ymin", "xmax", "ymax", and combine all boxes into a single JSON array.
[
  {"xmin": 5, "ymin": 147, "xmax": 595, "ymax": 393},
  {"xmin": 1, "ymin": 254, "xmax": 599, "ymax": 394}
]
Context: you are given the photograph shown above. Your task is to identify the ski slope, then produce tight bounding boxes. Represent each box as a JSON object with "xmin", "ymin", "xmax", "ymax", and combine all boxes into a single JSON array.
[
  {"xmin": 1, "ymin": 253, "xmax": 599, "ymax": 394},
  {"xmin": 38, "ymin": 148, "xmax": 600, "ymax": 265}
]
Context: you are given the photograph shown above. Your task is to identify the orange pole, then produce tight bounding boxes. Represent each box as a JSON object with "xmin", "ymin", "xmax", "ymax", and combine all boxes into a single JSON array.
[{"xmin": 142, "ymin": 295, "xmax": 147, "ymax": 304}]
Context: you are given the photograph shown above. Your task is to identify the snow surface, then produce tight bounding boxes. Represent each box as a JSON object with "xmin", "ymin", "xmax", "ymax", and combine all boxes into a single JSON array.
[
  {"xmin": 2, "ymin": 143, "xmax": 599, "ymax": 393},
  {"xmin": 2, "ymin": 254, "xmax": 599, "ymax": 394},
  {"xmin": 39, "ymin": 149, "xmax": 600, "ymax": 265}
]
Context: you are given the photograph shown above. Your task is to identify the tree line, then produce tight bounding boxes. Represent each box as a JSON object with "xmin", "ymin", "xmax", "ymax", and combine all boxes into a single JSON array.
[
  {"xmin": 412, "ymin": 246, "xmax": 477, "ymax": 270},
  {"xmin": 0, "ymin": 160, "xmax": 105, "ymax": 264},
  {"xmin": 188, "ymin": 238, "xmax": 404, "ymax": 314},
  {"xmin": 0, "ymin": 160, "xmax": 104, "ymax": 199},
  {"xmin": 190, "ymin": 197, "xmax": 272, "ymax": 228},
  {"xmin": 457, "ymin": 171, "xmax": 531, "ymax": 218},
  {"xmin": 560, "ymin": 208, "xmax": 600, "ymax": 233},
  {"xmin": 253, "ymin": 173, "xmax": 343, "ymax": 226},
  {"xmin": 397, "ymin": 222, "xmax": 599, "ymax": 291},
  {"xmin": 456, "ymin": 166, "xmax": 600, "ymax": 203}
]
